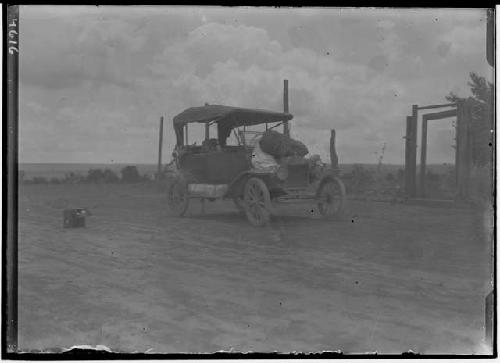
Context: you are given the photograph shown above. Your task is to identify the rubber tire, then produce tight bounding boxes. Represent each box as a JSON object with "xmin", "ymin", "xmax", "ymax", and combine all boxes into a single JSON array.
[
  {"xmin": 167, "ymin": 178, "xmax": 189, "ymax": 216},
  {"xmin": 243, "ymin": 177, "xmax": 272, "ymax": 227},
  {"xmin": 317, "ymin": 177, "xmax": 346, "ymax": 218}
]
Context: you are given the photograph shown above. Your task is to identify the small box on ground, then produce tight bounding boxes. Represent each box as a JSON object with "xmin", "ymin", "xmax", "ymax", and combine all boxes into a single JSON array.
[{"xmin": 63, "ymin": 209, "xmax": 86, "ymax": 228}]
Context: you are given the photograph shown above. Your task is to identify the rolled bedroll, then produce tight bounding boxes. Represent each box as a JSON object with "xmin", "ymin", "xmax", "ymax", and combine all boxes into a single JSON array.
[{"xmin": 259, "ymin": 130, "xmax": 309, "ymax": 158}]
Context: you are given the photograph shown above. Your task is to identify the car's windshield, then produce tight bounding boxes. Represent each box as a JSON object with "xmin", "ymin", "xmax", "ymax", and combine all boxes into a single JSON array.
[
  {"xmin": 229, "ymin": 122, "xmax": 284, "ymax": 147},
  {"xmin": 238, "ymin": 130, "xmax": 263, "ymax": 147},
  {"xmin": 182, "ymin": 121, "xmax": 285, "ymax": 147}
]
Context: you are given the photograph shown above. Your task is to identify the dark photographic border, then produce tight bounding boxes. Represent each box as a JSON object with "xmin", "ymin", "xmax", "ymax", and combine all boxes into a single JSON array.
[{"xmin": 2, "ymin": 4, "xmax": 496, "ymax": 359}]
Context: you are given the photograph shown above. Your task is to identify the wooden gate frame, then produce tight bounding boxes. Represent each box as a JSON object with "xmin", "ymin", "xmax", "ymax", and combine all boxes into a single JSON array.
[{"xmin": 404, "ymin": 101, "xmax": 473, "ymax": 200}]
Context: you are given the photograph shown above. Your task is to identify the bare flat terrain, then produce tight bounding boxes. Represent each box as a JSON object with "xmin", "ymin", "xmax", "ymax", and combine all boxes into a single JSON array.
[{"xmin": 18, "ymin": 183, "xmax": 493, "ymax": 354}]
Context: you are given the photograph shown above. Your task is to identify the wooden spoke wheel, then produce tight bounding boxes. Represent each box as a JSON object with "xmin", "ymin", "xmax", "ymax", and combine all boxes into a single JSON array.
[
  {"xmin": 167, "ymin": 177, "xmax": 189, "ymax": 216},
  {"xmin": 243, "ymin": 177, "xmax": 271, "ymax": 226},
  {"xmin": 317, "ymin": 177, "xmax": 346, "ymax": 218}
]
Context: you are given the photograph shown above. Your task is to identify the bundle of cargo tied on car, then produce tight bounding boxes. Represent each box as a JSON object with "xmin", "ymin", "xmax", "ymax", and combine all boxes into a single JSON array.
[{"xmin": 259, "ymin": 130, "xmax": 309, "ymax": 158}]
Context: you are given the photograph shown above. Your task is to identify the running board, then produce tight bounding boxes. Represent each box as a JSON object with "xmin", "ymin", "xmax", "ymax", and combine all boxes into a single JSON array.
[{"xmin": 276, "ymin": 194, "xmax": 318, "ymax": 203}]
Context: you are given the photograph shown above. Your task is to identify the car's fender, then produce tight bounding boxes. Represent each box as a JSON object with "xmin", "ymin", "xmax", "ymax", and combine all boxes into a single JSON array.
[{"xmin": 224, "ymin": 169, "xmax": 278, "ymax": 198}]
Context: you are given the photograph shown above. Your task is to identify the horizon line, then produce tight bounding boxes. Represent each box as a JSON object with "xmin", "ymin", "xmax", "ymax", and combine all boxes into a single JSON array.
[{"xmin": 17, "ymin": 162, "xmax": 457, "ymax": 166}]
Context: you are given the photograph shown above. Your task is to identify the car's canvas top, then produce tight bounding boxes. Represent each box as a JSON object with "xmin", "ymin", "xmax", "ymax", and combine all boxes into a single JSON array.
[
  {"xmin": 173, "ymin": 104, "xmax": 293, "ymax": 128},
  {"xmin": 173, "ymin": 104, "xmax": 293, "ymax": 146}
]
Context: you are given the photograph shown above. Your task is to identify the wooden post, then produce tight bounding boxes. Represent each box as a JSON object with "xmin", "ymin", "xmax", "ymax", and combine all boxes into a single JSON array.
[
  {"xmin": 330, "ymin": 129, "xmax": 338, "ymax": 170},
  {"xmin": 7, "ymin": 5, "xmax": 19, "ymax": 352},
  {"xmin": 465, "ymin": 103, "xmax": 473, "ymax": 198},
  {"xmin": 411, "ymin": 105, "xmax": 419, "ymax": 197},
  {"xmin": 455, "ymin": 113, "xmax": 459, "ymax": 189},
  {"xmin": 405, "ymin": 116, "xmax": 414, "ymax": 197},
  {"xmin": 184, "ymin": 124, "xmax": 189, "ymax": 145},
  {"xmin": 408, "ymin": 104, "xmax": 458, "ymax": 199},
  {"xmin": 456, "ymin": 101, "xmax": 472, "ymax": 200},
  {"xmin": 419, "ymin": 116, "xmax": 428, "ymax": 198},
  {"xmin": 157, "ymin": 116, "xmax": 164, "ymax": 179},
  {"xmin": 283, "ymin": 79, "xmax": 290, "ymax": 137},
  {"xmin": 410, "ymin": 117, "xmax": 418, "ymax": 198},
  {"xmin": 404, "ymin": 112, "xmax": 418, "ymax": 198},
  {"xmin": 417, "ymin": 103, "xmax": 456, "ymax": 111},
  {"xmin": 205, "ymin": 122, "xmax": 209, "ymax": 140},
  {"xmin": 456, "ymin": 101, "xmax": 464, "ymax": 199}
]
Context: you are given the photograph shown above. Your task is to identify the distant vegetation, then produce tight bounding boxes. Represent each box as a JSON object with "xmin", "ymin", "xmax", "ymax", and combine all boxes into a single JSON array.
[
  {"xmin": 340, "ymin": 164, "xmax": 405, "ymax": 201},
  {"xmin": 446, "ymin": 72, "xmax": 493, "ymax": 168},
  {"xmin": 21, "ymin": 162, "xmax": 458, "ymax": 201},
  {"xmin": 120, "ymin": 165, "xmax": 143, "ymax": 183},
  {"xmin": 20, "ymin": 165, "xmax": 152, "ymax": 185},
  {"xmin": 446, "ymin": 72, "xmax": 493, "ymax": 204},
  {"xmin": 340, "ymin": 163, "xmax": 456, "ymax": 201},
  {"xmin": 339, "ymin": 72, "xmax": 493, "ymax": 203}
]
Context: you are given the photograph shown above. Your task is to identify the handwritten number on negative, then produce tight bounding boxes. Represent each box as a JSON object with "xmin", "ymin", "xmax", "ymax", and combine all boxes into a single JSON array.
[{"xmin": 8, "ymin": 20, "xmax": 18, "ymax": 55}]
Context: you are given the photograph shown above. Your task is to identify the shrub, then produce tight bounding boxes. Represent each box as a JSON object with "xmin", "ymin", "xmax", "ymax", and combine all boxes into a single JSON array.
[
  {"xmin": 103, "ymin": 168, "xmax": 120, "ymax": 183},
  {"xmin": 426, "ymin": 170, "xmax": 440, "ymax": 183},
  {"xmin": 469, "ymin": 165, "xmax": 492, "ymax": 205},
  {"xmin": 441, "ymin": 168, "xmax": 456, "ymax": 194},
  {"xmin": 63, "ymin": 172, "xmax": 84, "ymax": 184},
  {"xmin": 86, "ymin": 169, "xmax": 105, "ymax": 184},
  {"xmin": 141, "ymin": 173, "xmax": 152, "ymax": 182},
  {"xmin": 342, "ymin": 165, "xmax": 375, "ymax": 194},
  {"xmin": 396, "ymin": 168, "xmax": 405, "ymax": 184},
  {"xmin": 424, "ymin": 170, "xmax": 447, "ymax": 199},
  {"xmin": 32, "ymin": 176, "xmax": 48, "ymax": 184},
  {"xmin": 120, "ymin": 165, "xmax": 141, "ymax": 183},
  {"xmin": 83, "ymin": 168, "xmax": 120, "ymax": 184}
]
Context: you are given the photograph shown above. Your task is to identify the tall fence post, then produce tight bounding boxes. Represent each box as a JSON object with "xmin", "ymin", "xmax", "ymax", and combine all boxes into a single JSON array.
[
  {"xmin": 411, "ymin": 105, "xmax": 419, "ymax": 197},
  {"xmin": 283, "ymin": 79, "xmax": 290, "ymax": 137},
  {"xmin": 419, "ymin": 116, "xmax": 428, "ymax": 198},
  {"xmin": 405, "ymin": 114, "xmax": 417, "ymax": 198},
  {"xmin": 405, "ymin": 116, "xmax": 412, "ymax": 197},
  {"xmin": 157, "ymin": 116, "xmax": 164, "ymax": 180},
  {"xmin": 456, "ymin": 101, "xmax": 472, "ymax": 200},
  {"xmin": 330, "ymin": 129, "xmax": 338, "ymax": 170}
]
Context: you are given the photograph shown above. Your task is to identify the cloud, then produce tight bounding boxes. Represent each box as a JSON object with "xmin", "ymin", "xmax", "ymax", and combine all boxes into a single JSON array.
[
  {"xmin": 436, "ymin": 41, "xmax": 452, "ymax": 58},
  {"xmin": 18, "ymin": 7, "xmax": 491, "ymax": 164},
  {"xmin": 148, "ymin": 21, "xmax": 410, "ymax": 136}
]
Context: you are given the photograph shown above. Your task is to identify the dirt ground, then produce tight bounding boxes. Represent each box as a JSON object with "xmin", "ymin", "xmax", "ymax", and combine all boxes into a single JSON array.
[{"xmin": 18, "ymin": 183, "xmax": 493, "ymax": 354}]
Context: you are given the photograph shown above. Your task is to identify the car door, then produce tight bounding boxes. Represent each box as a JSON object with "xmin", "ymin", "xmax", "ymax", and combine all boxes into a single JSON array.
[{"xmin": 180, "ymin": 147, "xmax": 251, "ymax": 184}]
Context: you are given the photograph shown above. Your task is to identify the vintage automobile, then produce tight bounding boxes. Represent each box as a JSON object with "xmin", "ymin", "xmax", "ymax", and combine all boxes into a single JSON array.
[{"xmin": 165, "ymin": 104, "xmax": 346, "ymax": 226}]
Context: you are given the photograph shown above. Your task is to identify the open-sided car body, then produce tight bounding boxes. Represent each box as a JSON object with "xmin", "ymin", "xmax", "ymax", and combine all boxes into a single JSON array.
[{"xmin": 166, "ymin": 104, "xmax": 346, "ymax": 226}]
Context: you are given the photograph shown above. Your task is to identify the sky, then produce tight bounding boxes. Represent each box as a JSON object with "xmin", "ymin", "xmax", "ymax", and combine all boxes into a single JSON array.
[{"xmin": 19, "ymin": 6, "xmax": 493, "ymax": 164}]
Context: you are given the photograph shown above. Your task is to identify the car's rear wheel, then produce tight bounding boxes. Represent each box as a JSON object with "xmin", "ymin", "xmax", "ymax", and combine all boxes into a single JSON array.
[
  {"xmin": 244, "ymin": 177, "xmax": 271, "ymax": 226},
  {"xmin": 317, "ymin": 177, "xmax": 346, "ymax": 218},
  {"xmin": 167, "ymin": 177, "xmax": 189, "ymax": 216}
]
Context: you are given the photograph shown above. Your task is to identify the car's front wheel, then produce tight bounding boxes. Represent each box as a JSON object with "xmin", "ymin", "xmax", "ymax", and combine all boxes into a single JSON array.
[{"xmin": 317, "ymin": 177, "xmax": 346, "ymax": 218}]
